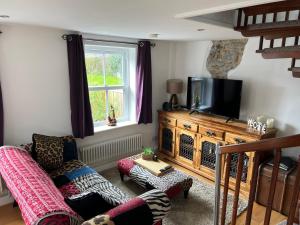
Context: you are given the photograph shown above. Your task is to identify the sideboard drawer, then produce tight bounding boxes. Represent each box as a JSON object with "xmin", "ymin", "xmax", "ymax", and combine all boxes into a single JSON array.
[
  {"xmin": 198, "ymin": 126, "xmax": 224, "ymax": 140},
  {"xmin": 225, "ymin": 132, "xmax": 256, "ymax": 144},
  {"xmin": 177, "ymin": 120, "xmax": 198, "ymax": 132},
  {"xmin": 160, "ymin": 116, "xmax": 176, "ymax": 127}
]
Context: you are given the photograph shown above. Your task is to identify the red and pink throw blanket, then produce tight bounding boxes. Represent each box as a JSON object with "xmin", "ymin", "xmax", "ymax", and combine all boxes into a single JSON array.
[{"xmin": 0, "ymin": 146, "xmax": 82, "ymax": 225}]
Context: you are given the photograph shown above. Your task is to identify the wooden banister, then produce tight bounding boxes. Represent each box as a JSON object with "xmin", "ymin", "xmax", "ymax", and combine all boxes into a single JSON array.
[
  {"xmin": 220, "ymin": 134, "xmax": 300, "ymax": 154},
  {"xmin": 253, "ymin": 15, "xmax": 257, "ymax": 25},
  {"xmin": 264, "ymin": 149, "xmax": 281, "ymax": 225},
  {"xmin": 291, "ymin": 58, "xmax": 296, "ymax": 68},
  {"xmin": 220, "ymin": 153, "xmax": 232, "ymax": 225},
  {"xmin": 231, "ymin": 153, "xmax": 244, "ymax": 225},
  {"xmin": 245, "ymin": 152, "xmax": 260, "ymax": 225},
  {"xmin": 287, "ymin": 157, "xmax": 300, "ymax": 225},
  {"xmin": 259, "ymin": 36, "xmax": 264, "ymax": 51},
  {"xmin": 236, "ymin": 9, "xmax": 242, "ymax": 28},
  {"xmin": 265, "ymin": 32, "xmax": 300, "ymax": 40},
  {"xmin": 238, "ymin": 20, "xmax": 300, "ymax": 37},
  {"xmin": 258, "ymin": 46, "xmax": 300, "ymax": 59},
  {"xmin": 215, "ymin": 134, "xmax": 300, "ymax": 225}
]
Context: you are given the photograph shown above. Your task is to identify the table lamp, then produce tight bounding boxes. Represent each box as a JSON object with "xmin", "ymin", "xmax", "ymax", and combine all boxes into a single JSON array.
[{"xmin": 167, "ymin": 79, "xmax": 183, "ymax": 109}]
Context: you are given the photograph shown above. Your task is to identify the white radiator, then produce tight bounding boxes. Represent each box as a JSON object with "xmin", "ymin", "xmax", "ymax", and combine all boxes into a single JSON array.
[{"xmin": 79, "ymin": 134, "xmax": 142, "ymax": 169}]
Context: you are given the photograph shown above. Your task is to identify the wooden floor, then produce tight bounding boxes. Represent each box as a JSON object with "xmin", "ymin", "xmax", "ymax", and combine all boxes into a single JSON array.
[
  {"xmin": 0, "ymin": 204, "xmax": 23, "ymax": 225},
  {"xmin": 0, "ymin": 161, "xmax": 287, "ymax": 225}
]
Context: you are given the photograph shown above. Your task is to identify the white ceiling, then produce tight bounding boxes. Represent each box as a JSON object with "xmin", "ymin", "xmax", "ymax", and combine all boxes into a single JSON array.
[{"xmin": 0, "ymin": 0, "xmax": 282, "ymax": 41}]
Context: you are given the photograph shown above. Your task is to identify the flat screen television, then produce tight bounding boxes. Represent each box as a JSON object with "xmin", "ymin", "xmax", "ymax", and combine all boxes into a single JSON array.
[{"xmin": 186, "ymin": 77, "xmax": 243, "ymax": 119}]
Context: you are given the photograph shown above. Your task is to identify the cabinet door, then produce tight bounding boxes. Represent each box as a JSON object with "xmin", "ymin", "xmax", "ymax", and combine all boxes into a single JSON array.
[
  {"xmin": 175, "ymin": 129, "xmax": 197, "ymax": 167},
  {"xmin": 197, "ymin": 135, "xmax": 225, "ymax": 181},
  {"xmin": 223, "ymin": 133, "xmax": 257, "ymax": 194},
  {"xmin": 223, "ymin": 151, "xmax": 253, "ymax": 193},
  {"xmin": 159, "ymin": 124, "xmax": 176, "ymax": 157}
]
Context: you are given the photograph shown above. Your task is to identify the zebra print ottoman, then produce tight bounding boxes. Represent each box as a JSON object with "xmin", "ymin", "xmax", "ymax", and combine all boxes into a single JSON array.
[{"xmin": 117, "ymin": 154, "xmax": 193, "ymax": 199}]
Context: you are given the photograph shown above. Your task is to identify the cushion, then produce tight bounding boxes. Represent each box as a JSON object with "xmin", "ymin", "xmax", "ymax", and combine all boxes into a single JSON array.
[
  {"xmin": 32, "ymin": 134, "xmax": 64, "ymax": 171},
  {"xmin": 19, "ymin": 143, "xmax": 33, "ymax": 154},
  {"xmin": 32, "ymin": 134, "xmax": 78, "ymax": 171},
  {"xmin": 50, "ymin": 160, "xmax": 85, "ymax": 178},
  {"xmin": 53, "ymin": 175, "xmax": 71, "ymax": 188},
  {"xmin": 82, "ymin": 198, "xmax": 154, "ymax": 225},
  {"xmin": 106, "ymin": 197, "xmax": 153, "ymax": 225},
  {"xmin": 65, "ymin": 192, "xmax": 114, "ymax": 220},
  {"xmin": 62, "ymin": 136, "xmax": 78, "ymax": 162}
]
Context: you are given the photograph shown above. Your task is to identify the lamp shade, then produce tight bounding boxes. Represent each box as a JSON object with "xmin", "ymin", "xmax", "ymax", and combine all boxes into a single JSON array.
[{"xmin": 166, "ymin": 79, "xmax": 183, "ymax": 94}]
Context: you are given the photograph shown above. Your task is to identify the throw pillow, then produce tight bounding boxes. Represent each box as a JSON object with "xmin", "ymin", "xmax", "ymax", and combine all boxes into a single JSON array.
[
  {"xmin": 62, "ymin": 136, "xmax": 78, "ymax": 162},
  {"xmin": 20, "ymin": 143, "xmax": 33, "ymax": 154},
  {"xmin": 65, "ymin": 192, "xmax": 114, "ymax": 220},
  {"xmin": 32, "ymin": 134, "xmax": 64, "ymax": 171}
]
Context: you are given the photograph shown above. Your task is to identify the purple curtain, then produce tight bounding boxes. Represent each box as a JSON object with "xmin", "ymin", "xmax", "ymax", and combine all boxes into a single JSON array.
[
  {"xmin": 66, "ymin": 34, "xmax": 94, "ymax": 138},
  {"xmin": 0, "ymin": 83, "xmax": 3, "ymax": 146},
  {"xmin": 136, "ymin": 41, "xmax": 152, "ymax": 124}
]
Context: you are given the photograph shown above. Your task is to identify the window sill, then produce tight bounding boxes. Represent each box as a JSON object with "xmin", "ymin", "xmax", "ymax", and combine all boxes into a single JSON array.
[{"xmin": 94, "ymin": 121, "xmax": 138, "ymax": 134}]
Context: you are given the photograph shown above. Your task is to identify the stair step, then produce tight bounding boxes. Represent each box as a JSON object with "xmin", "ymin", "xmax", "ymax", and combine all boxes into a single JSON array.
[
  {"xmin": 288, "ymin": 67, "xmax": 300, "ymax": 72},
  {"xmin": 288, "ymin": 67, "xmax": 300, "ymax": 78},
  {"xmin": 243, "ymin": 1, "xmax": 300, "ymax": 16},
  {"xmin": 256, "ymin": 46, "xmax": 300, "ymax": 59},
  {"xmin": 293, "ymin": 72, "xmax": 300, "ymax": 78},
  {"xmin": 265, "ymin": 33, "xmax": 300, "ymax": 40},
  {"xmin": 235, "ymin": 20, "xmax": 300, "ymax": 37}
]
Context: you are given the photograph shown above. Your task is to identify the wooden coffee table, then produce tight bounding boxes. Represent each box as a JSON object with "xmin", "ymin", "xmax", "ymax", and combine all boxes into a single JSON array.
[{"xmin": 117, "ymin": 154, "xmax": 193, "ymax": 199}]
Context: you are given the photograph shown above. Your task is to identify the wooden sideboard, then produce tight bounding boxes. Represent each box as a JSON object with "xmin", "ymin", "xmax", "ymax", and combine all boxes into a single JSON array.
[{"xmin": 158, "ymin": 110, "xmax": 277, "ymax": 196}]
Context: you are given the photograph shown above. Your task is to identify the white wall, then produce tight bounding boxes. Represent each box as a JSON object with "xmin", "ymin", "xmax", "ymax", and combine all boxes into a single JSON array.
[
  {"xmin": 0, "ymin": 23, "xmax": 169, "ymax": 149},
  {"xmin": 0, "ymin": 24, "xmax": 72, "ymax": 144},
  {"xmin": 169, "ymin": 38, "xmax": 300, "ymax": 158},
  {"xmin": 2, "ymin": 23, "xmax": 299, "ymax": 158},
  {"xmin": 170, "ymin": 41, "xmax": 212, "ymax": 104}
]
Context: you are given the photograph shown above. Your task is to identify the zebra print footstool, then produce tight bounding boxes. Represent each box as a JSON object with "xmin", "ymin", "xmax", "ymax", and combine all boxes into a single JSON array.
[{"xmin": 117, "ymin": 154, "xmax": 193, "ymax": 199}]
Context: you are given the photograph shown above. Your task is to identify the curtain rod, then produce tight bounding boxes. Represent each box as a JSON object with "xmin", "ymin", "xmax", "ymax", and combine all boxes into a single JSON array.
[{"xmin": 62, "ymin": 35, "xmax": 156, "ymax": 47}]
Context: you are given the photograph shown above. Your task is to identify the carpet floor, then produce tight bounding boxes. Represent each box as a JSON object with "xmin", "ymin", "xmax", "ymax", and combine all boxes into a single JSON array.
[{"xmin": 101, "ymin": 167, "xmax": 248, "ymax": 225}]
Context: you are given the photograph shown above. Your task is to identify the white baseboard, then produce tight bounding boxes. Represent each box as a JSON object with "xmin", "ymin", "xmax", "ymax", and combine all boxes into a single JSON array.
[{"xmin": 0, "ymin": 193, "xmax": 14, "ymax": 207}]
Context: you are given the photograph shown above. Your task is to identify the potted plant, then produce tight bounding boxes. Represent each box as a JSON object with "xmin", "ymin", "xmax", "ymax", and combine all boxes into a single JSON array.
[{"xmin": 142, "ymin": 147, "xmax": 154, "ymax": 160}]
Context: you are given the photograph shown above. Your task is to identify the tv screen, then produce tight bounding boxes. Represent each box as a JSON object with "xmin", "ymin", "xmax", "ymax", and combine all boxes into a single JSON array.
[{"xmin": 186, "ymin": 77, "xmax": 243, "ymax": 119}]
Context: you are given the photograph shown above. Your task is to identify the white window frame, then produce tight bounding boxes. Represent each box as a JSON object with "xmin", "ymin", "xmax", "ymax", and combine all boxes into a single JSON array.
[{"xmin": 84, "ymin": 43, "xmax": 134, "ymax": 128}]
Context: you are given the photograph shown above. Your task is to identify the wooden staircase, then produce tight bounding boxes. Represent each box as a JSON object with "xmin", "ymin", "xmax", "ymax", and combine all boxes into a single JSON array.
[
  {"xmin": 234, "ymin": 0, "xmax": 300, "ymax": 78},
  {"xmin": 289, "ymin": 58, "xmax": 300, "ymax": 77}
]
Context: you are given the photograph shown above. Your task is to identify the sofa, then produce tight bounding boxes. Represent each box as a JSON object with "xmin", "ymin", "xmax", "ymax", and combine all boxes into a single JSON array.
[{"xmin": 0, "ymin": 136, "xmax": 170, "ymax": 225}]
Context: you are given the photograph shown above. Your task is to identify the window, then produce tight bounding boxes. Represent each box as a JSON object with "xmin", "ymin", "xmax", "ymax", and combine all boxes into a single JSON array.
[{"xmin": 85, "ymin": 43, "xmax": 137, "ymax": 128}]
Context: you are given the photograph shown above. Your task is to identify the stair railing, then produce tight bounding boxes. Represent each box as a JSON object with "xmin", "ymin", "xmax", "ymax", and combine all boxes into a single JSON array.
[
  {"xmin": 234, "ymin": 1, "xmax": 300, "ymax": 77},
  {"xmin": 214, "ymin": 134, "xmax": 300, "ymax": 225}
]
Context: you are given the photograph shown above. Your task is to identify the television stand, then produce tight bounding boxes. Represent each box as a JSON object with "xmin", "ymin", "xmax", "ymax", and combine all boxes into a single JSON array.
[{"xmin": 157, "ymin": 110, "xmax": 277, "ymax": 197}]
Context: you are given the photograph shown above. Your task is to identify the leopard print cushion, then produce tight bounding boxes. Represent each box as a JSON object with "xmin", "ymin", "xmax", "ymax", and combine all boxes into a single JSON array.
[{"xmin": 33, "ymin": 134, "xmax": 64, "ymax": 171}]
